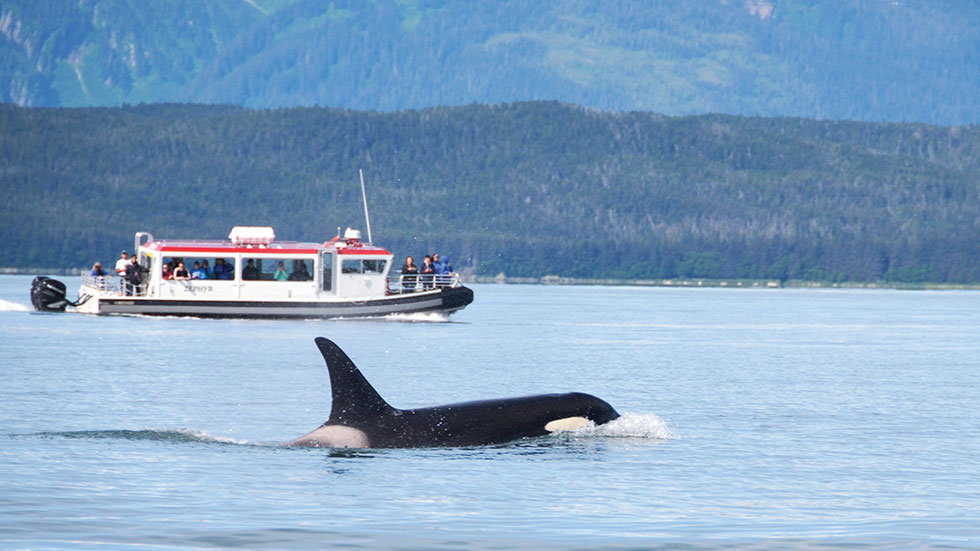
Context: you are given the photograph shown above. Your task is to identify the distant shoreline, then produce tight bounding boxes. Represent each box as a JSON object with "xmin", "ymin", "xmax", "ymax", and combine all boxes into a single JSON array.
[
  {"xmin": 4, "ymin": 268, "xmax": 977, "ymax": 291},
  {"xmin": 469, "ymin": 274, "xmax": 980, "ymax": 291}
]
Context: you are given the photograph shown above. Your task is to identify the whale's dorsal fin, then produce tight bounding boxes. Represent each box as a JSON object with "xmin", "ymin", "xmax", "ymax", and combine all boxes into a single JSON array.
[{"xmin": 314, "ymin": 337, "xmax": 394, "ymax": 426}]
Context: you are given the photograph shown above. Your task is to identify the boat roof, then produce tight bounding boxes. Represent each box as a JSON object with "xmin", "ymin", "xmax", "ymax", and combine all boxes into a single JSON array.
[{"xmin": 141, "ymin": 238, "xmax": 391, "ymax": 256}]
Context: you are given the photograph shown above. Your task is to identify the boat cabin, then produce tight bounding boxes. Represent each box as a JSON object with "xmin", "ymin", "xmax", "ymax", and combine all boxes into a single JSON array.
[{"xmin": 132, "ymin": 226, "xmax": 393, "ymax": 301}]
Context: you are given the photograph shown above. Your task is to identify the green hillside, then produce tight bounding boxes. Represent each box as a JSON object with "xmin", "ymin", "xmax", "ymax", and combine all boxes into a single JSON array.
[
  {"xmin": 2, "ymin": 1, "xmax": 980, "ymax": 124},
  {"xmin": 2, "ymin": 102, "xmax": 979, "ymax": 283}
]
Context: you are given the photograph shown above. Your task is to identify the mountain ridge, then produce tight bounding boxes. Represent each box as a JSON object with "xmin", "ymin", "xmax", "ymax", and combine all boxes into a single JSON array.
[{"xmin": 3, "ymin": 1, "xmax": 980, "ymax": 124}]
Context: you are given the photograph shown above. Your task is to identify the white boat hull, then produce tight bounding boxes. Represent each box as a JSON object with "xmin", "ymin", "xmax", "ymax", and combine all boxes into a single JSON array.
[
  {"xmin": 36, "ymin": 227, "xmax": 474, "ymax": 319},
  {"xmin": 77, "ymin": 286, "xmax": 473, "ymax": 319}
]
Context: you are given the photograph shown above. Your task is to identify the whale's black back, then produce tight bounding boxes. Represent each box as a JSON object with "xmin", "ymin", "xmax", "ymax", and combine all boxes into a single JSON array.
[{"xmin": 313, "ymin": 337, "xmax": 619, "ymax": 448}]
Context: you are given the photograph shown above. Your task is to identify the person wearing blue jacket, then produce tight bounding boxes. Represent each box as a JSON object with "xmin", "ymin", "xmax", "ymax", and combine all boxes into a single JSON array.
[
  {"xmin": 432, "ymin": 253, "xmax": 453, "ymax": 287},
  {"xmin": 212, "ymin": 258, "xmax": 234, "ymax": 280},
  {"xmin": 433, "ymin": 253, "xmax": 452, "ymax": 275}
]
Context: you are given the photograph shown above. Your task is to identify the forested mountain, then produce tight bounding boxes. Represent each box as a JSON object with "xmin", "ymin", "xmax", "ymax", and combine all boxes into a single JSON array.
[
  {"xmin": 2, "ymin": 102, "xmax": 979, "ymax": 283},
  {"xmin": 2, "ymin": 0, "xmax": 980, "ymax": 125}
]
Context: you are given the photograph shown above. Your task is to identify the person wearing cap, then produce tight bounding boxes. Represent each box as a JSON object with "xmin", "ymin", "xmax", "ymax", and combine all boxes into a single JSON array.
[{"xmin": 115, "ymin": 251, "xmax": 129, "ymax": 276}]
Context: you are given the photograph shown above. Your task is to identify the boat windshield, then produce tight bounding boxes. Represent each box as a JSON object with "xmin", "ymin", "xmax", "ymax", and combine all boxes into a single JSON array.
[{"xmin": 341, "ymin": 259, "xmax": 387, "ymax": 274}]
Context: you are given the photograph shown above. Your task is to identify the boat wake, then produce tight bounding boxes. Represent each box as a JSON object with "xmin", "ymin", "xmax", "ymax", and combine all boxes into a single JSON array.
[
  {"xmin": 382, "ymin": 311, "xmax": 451, "ymax": 323},
  {"xmin": 34, "ymin": 428, "xmax": 251, "ymax": 446},
  {"xmin": 0, "ymin": 299, "xmax": 31, "ymax": 312}
]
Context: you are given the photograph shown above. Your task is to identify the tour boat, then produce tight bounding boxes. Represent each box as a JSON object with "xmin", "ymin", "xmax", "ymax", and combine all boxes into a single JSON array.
[{"xmin": 31, "ymin": 226, "xmax": 474, "ymax": 319}]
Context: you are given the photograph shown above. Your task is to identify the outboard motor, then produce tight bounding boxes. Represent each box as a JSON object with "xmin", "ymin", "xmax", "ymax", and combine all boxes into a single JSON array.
[{"xmin": 30, "ymin": 276, "xmax": 70, "ymax": 312}]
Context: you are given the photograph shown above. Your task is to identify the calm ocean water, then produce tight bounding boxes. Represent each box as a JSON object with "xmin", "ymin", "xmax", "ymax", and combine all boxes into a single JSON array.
[{"xmin": 1, "ymin": 274, "xmax": 978, "ymax": 550}]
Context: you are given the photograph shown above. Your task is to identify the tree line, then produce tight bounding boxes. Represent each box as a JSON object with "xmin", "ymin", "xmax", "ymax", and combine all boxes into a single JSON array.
[{"xmin": 1, "ymin": 101, "xmax": 979, "ymax": 283}]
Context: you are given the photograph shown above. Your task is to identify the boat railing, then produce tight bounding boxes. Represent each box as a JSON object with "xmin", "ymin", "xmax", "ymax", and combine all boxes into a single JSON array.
[
  {"xmin": 80, "ymin": 273, "xmax": 148, "ymax": 297},
  {"xmin": 387, "ymin": 273, "xmax": 460, "ymax": 294}
]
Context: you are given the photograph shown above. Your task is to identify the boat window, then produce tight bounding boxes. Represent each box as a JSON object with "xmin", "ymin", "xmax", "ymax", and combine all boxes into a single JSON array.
[
  {"xmin": 243, "ymin": 257, "xmax": 313, "ymax": 282},
  {"xmin": 363, "ymin": 259, "xmax": 387, "ymax": 274},
  {"xmin": 165, "ymin": 256, "xmax": 234, "ymax": 280},
  {"xmin": 342, "ymin": 259, "xmax": 387, "ymax": 275},
  {"xmin": 342, "ymin": 259, "xmax": 362, "ymax": 274},
  {"xmin": 322, "ymin": 252, "xmax": 333, "ymax": 291}
]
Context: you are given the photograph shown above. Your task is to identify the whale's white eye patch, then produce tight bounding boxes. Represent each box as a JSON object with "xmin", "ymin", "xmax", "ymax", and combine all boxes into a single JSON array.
[{"xmin": 544, "ymin": 416, "xmax": 590, "ymax": 433}]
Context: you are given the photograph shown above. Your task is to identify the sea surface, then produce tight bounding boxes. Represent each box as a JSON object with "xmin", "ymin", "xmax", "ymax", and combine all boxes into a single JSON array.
[{"xmin": 1, "ymin": 274, "xmax": 978, "ymax": 550}]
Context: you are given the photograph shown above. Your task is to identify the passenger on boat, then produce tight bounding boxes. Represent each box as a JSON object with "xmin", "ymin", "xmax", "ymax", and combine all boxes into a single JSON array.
[
  {"xmin": 212, "ymin": 258, "xmax": 234, "ymax": 280},
  {"xmin": 124, "ymin": 255, "xmax": 142, "ymax": 296},
  {"xmin": 190, "ymin": 261, "xmax": 205, "ymax": 279},
  {"xmin": 274, "ymin": 261, "xmax": 289, "ymax": 281},
  {"xmin": 401, "ymin": 256, "xmax": 419, "ymax": 291},
  {"xmin": 162, "ymin": 264, "xmax": 173, "ymax": 280},
  {"xmin": 90, "ymin": 262, "xmax": 108, "ymax": 291},
  {"xmin": 433, "ymin": 253, "xmax": 454, "ymax": 287},
  {"xmin": 114, "ymin": 251, "xmax": 129, "ymax": 276},
  {"xmin": 242, "ymin": 259, "xmax": 260, "ymax": 280},
  {"xmin": 200, "ymin": 259, "xmax": 213, "ymax": 279},
  {"xmin": 421, "ymin": 255, "xmax": 436, "ymax": 289},
  {"xmin": 288, "ymin": 262, "xmax": 311, "ymax": 281},
  {"xmin": 173, "ymin": 261, "xmax": 190, "ymax": 280},
  {"xmin": 434, "ymin": 253, "xmax": 451, "ymax": 273}
]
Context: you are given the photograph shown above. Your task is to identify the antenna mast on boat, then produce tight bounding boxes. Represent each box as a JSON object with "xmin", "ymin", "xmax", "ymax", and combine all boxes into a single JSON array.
[{"xmin": 359, "ymin": 169, "xmax": 373, "ymax": 244}]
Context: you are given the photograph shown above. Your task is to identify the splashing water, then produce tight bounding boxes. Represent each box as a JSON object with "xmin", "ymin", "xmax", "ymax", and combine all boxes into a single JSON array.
[
  {"xmin": 383, "ymin": 311, "xmax": 451, "ymax": 323},
  {"xmin": 605, "ymin": 412, "xmax": 675, "ymax": 439},
  {"xmin": 571, "ymin": 412, "xmax": 675, "ymax": 440},
  {"xmin": 0, "ymin": 299, "xmax": 31, "ymax": 312},
  {"xmin": 546, "ymin": 412, "xmax": 675, "ymax": 440}
]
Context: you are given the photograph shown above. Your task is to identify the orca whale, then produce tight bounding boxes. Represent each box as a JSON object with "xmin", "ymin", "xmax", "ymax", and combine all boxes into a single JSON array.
[{"xmin": 287, "ymin": 337, "xmax": 620, "ymax": 448}]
